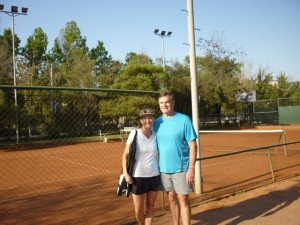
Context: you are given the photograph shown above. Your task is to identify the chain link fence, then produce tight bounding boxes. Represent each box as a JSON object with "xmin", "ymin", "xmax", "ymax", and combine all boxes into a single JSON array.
[
  {"xmin": 0, "ymin": 86, "xmax": 300, "ymax": 224},
  {"xmin": 199, "ymin": 97, "xmax": 300, "ymax": 128}
]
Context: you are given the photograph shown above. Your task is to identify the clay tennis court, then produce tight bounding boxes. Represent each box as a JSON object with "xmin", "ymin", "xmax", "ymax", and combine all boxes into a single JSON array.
[{"xmin": 0, "ymin": 125, "xmax": 299, "ymax": 224}]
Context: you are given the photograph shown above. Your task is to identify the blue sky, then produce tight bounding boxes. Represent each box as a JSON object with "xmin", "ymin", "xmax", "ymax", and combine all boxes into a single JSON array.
[{"xmin": 1, "ymin": 0, "xmax": 300, "ymax": 81}]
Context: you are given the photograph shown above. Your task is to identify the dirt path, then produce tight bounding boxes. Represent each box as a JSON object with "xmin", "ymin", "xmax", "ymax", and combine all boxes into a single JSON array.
[{"xmin": 154, "ymin": 176, "xmax": 300, "ymax": 225}]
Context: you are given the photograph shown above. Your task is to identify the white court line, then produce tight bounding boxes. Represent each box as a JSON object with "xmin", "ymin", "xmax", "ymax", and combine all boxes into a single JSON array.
[{"xmin": 48, "ymin": 155, "xmax": 113, "ymax": 174}]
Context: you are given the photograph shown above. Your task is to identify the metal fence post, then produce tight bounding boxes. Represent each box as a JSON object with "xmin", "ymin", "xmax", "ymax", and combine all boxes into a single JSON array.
[{"xmin": 267, "ymin": 148, "xmax": 275, "ymax": 182}]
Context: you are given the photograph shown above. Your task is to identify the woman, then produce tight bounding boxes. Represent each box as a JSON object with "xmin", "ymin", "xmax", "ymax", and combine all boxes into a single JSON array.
[{"xmin": 122, "ymin": 108, "xmax": 161, "ymax": 225}]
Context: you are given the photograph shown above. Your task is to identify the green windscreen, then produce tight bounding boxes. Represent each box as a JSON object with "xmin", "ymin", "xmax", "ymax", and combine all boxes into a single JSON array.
[{"xmin": 279, "ymin": 106, "xmax": 300, "ymax": 124}]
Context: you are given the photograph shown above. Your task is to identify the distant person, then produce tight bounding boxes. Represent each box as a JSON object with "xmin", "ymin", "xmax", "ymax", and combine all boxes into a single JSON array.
[
  {"xmin": 153, "ymin": 91, "xmax": 197, "ymax": 225},
  {"xmin": 122, "ymin": 108, "xmax": 161, "ymax": 225}
]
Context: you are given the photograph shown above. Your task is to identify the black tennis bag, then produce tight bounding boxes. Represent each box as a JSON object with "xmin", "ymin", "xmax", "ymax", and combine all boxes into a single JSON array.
[
  {"xmin": 117, "ymin": 172, "xmax": 130, "ymax": 197},
  {"xmin": 117, "ymin": 130, "xmax": 137, "ymax": 197}
]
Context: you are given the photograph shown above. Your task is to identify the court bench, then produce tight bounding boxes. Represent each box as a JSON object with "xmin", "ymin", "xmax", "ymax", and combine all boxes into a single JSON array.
[
  {"xmin": 98, "ymin": 130, "xmax": 122, "ymax": 143},
  {"xmin": 99, "ymin": 127, "xmax": 138, "ymax": 143},
  {"xmin": 119, "ymin": 126, "xmax": 138, "ymax": 142}
]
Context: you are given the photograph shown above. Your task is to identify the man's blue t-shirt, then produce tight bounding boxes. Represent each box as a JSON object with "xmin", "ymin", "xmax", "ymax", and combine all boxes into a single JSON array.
[{"xmin": 153, "ymin": 112, "xmax": 197, "ymax": 173}]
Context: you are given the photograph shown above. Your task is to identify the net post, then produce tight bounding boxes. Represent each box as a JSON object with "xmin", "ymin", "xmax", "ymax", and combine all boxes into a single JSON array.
[
  {"xmin": 282, "ymin": 130, "xmax": 287, "ymax": 156},
  {"xmin": 278, "ymin": 130, "xmax": 287, "ymax": 156},
  {"xmin": 267, "ymin": 148, "xmax": 275, "ymax": 181}
]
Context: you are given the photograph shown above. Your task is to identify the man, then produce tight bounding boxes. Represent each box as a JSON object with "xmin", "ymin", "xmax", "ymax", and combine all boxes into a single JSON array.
[{"xmin": 153, "ymin": 91, "xmax": 197, "ymax": 225}]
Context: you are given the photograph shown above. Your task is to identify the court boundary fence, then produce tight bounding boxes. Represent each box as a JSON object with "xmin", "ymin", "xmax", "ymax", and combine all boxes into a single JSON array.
[{"xmin": 156, "ymin": 140, "xmax": 300, "ymax": 217}]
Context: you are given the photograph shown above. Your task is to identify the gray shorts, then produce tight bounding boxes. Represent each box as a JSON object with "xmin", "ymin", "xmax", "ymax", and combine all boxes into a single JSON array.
[{"xmin": 160, "ymin": 172, "xmax": 194, "ymax": 195}]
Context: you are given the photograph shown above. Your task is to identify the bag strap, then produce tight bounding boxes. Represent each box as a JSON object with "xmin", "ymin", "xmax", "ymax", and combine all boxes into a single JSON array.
[
  {"xmin": 127, "ymin": 130, "xmax": 138, "ymax": 175},
  {"xmin": 127, "ymin": 129, "xmax": 137, "ymax": 153}
]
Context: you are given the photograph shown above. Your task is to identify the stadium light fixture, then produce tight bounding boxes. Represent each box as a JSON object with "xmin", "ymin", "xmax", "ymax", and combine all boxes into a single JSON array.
[
  {"xmin": 11, "ymin": 6, "xmax": 18, "ymax": 13},
  {"xmin": 22, "ymin": 7, "xmax": 28, "ymax": 13},
  {"xmin": 0, "ymin": 4, "xmax": 28, "ymax": 144},
  {"xmin": 154, "ymin": 28, "xmax": 172, "ymax": 68}
]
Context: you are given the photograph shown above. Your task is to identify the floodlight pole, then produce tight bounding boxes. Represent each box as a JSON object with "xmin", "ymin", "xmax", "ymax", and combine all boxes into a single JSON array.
[
  {"xmin": 162, "ymin": 35, "xmax": 165, "ymax": 68},
  {"xmin": 154, "ymin": 29, "xmax": 172, "ymax": 68},
  {"xmin": 0, "ymin": 5, "xmax": 28, "ymax": 144}
]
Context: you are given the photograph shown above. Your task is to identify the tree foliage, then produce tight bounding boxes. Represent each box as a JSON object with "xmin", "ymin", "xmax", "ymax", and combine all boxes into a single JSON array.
[
  {"xmin": 1, "ymin": 20, "xmax": 299, "ymax": 133},
  {"xmin": 0, "ymin": 34, "xmax": 12, "ymax": 84},
  {"xmin": 255, "ymin": 68, "xmax": 277, "ymax": 100},
  {"xmin": 89, "ymin": 40, "xmax": 113, "ymax": 75},
  {"xmin": 197, "ymin": 40, "xmax": 243, "ymax": 115},
  {"xmin": 99, "ymin": 56, "xmax": 166, "ymax": 119},
  {"xmin": 22, "ymin": 27, "xmax": 48, "ymax": 68}
]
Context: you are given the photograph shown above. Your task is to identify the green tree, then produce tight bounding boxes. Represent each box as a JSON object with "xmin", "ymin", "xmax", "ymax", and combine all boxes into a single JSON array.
[
  {"xmin": 51, "ymin": 20, "xmax": 88, "ymax": 65},
  {"xmin": 17, "ymin": 27, "xmax": 49, "ymax": 88},
  {"xmin": 2, "ymin": 28, "xmax": 21, "ymax": 55},
  {"xmin": 64, "ymin": 49, "xmax": 95, "ymax": 88},
  {"xmin": 197, "ymin": 54, "xmax": 242, "ymax": 116},
  {"xmin": 0, "ymin": 34, "xmax": 12, "ymax": 84},
  {"xmin": 276, "ymin": 73, "xmax": 294, "ymax": 98},
  {"xmin": 89, "ymin": 40, "xmax": 113, "ymax": 75},
  {"xmin": 112, "ymin": 61, "xmax": 163, "ymax": 91},
  {"xmin": 196, "ymin": 34, "xmax": 244, "ymax": 118},
  {"xmin": 125, "ymin": 52, "xmax": 153, "ymax": 64},
  {"xmin": 11, "ymin": 28, "xmax": 49, "ymax": 138},
  {"xmin": 99, "ymin": 56, "xmax": 165, "ymax": 120},
  {"xmin": 0, "ymin": 29, "xmax": 22, "ymax": 138},
  {"xmin": 166, "ymin": 59, "xmax": 192, "ymax": 115},
  {"xmin": 289, "ymin": 81, "xmax": 300, "ymax": 97},
  {"xmin": 89, "ymin": 41, "xmax": 122, "ymax": 88},
  {"xmin": 255, "ymin": 68, "xmax": 277, "ymax": 100},
  {"xmin": 50, "ymin": 21, "xmax": 92, "ymax": 87},
  {"xmin": 46, "ymin": 21, "xmax": 97, "ymax": 137},
  {"xmin": 22, "ymin": 28, "xmax": 48, "ymax": 68},
  {"xmin": 0, "ymin": 29, "xmax": 21, "ymax": 85}
]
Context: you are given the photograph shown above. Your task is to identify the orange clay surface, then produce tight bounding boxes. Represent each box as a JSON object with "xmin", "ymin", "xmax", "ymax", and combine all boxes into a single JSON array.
[{"xmin": 0, "ymin": 125, "xmax": 299, "ymax": 224}]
